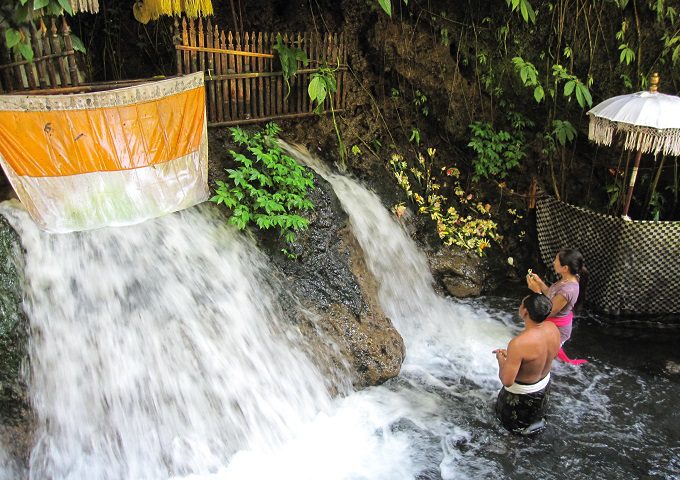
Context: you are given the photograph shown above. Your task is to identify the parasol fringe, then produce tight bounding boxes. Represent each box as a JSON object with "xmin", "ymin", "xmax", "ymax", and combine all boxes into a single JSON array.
[
  {"xmin": 588, "ymin": 116, "xmax": 680, "ymax": 156},
  {"xmin": 70, "ymin": 0, "xmax": 99, "ymax": 13}
]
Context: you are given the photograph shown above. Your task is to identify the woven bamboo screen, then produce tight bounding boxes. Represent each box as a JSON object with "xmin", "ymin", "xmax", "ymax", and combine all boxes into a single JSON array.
[{"xmin": 174, "ymin": 17, "xmax": 348, "ymax": 126}]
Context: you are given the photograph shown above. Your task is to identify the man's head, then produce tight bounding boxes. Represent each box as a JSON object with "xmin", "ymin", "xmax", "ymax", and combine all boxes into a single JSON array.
[{"xmin": 520, "ymin": 293, "xmax": 552, "ymax": 323}]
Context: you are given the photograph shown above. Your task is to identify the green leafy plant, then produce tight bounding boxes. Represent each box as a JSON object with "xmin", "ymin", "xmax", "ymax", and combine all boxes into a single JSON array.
[
  {"xmin": 376, "ymin": 0, "xmax": 409, "ymax": 17},
  {"xmin": 409, "ymin": 128, "xmax": 421, "ymax": 146},
  {"xmin": 273, "ymin": 34, "xmax": 309, "ymax": 99},
  {"xmin": 511, "ymin": 56, "xmax": 544, "ymax": 102},
  {"xmin": 467, "ymin": 121, "xmax": 526, "ymax": 181},
  {"xmin": 388, "ymin": 148, "xmax": 500, "ymax": 256},
  {"xmin": 0, "ymin": 0, "xmax": 78, "ymax": 61},
  {"xmin": 414, "ymin": 89, "xmax": 429, "ymax": 116},
  {"xmin": 309, "ymin": 63, "xmax": 347, "ymax": 168},
  {"xmin": 211, "ymin": 123, "xmax": 315, "ymax": 250},
  {"xmin": 506, "ymin": 0, "xmax": 536, "ymax": 24}
]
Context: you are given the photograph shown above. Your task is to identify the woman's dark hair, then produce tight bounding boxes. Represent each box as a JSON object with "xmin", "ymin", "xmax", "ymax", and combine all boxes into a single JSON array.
[
  {"xmin": 522, "ymin": 293, "xmax": 552, "ymax": 323},
  {"xmin": 557, "ymin": 248, "xmax": 588, "ymax": 308}
]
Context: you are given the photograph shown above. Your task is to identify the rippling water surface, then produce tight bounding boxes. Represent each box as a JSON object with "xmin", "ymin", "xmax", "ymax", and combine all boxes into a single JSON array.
[{"xmin": 0, "ymin": 150, "xmax": 677, "ymax": 480}]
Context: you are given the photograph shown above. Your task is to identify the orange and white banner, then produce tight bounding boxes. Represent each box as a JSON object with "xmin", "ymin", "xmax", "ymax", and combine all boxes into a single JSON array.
[{"xmin": 0, "ymin": 72, "xmax": 208, "ymax": 232}]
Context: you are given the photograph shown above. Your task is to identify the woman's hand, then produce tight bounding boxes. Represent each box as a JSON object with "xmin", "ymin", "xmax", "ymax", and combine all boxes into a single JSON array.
[{"xmin": 526, "ymin": 272, "xmax": 544, "ymax": 293}]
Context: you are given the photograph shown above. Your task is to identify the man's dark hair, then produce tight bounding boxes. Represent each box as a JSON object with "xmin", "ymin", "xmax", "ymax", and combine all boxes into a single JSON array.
[{"xmin": 522, "ymin": 293, "xmax": 552, "ymax": 323}]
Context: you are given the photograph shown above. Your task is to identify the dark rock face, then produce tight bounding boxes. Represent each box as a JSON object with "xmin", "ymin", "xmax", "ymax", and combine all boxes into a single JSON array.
[
  {"xmin": 428, "ymin": 248, "xmax": 484, "ymax": 298},
  {"xmin": 0, "ymin": 216, "xmax": 28, "ymax": 421},
  {"xmin": 0, "ymin": 215, "xmax": 33, "ymax": 472},
  {"xmin": 254, "ymin": 173, "xmax": 405, "ymax": 388},
  {"xmin": 207, "ymin": 128, "xmax": 405, "ymax": 388}
]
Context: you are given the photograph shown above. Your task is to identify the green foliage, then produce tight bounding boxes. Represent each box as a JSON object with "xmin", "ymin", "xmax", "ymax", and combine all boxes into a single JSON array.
[
  {"xmin": 377, "ymin": 0, "xmax": 408, "ymax": 17},
  {"xmin": 467, "ymin": 121, "xmax": 526, "ymax": 181},
  {"xmin": 551, "ymin": 119, "xmax": 577, "ymax": 146},
  {"xmin": 506, "ymin": 0, "xmax": 536, "ymax": 24},
  {"xmin": 308, "ymin": 64, "xmax": 337, "ymax": 114},
  {"xmin": 409, "ymin": 128, "xmax": 421, "ymax": 146},
  {"xmin": 552, "ymin": 64, "xmax": 593, "ymax": 108},
  {"xmin": 0, "ymin": 0, "xmax": 75, "ymax": 61},
  {"xmin": 273, "ymin": 34, "xmax": 309, "ymax": 100},
  {"xmin": 388, "ymin": 148, "xmax": 501, "ymax": 256},
  {"xmin": 512, "ymin": 56, "xmax": 544, "ymax": 102},
  {"xmin": 210, "ymin": 123, "xmax": 315, "ymax": 248},
  {"xmin": 414, "ymin": 89, "xmax": 429, "ymax": 116},
  {"xmin": 309, "ymin": 63, "xmax": 347, "ymax": 167}
]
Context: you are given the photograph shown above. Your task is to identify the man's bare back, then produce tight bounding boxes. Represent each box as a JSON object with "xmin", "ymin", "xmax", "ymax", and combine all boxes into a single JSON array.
[
  {"xmin": 509, "ymin": 323, "xmax": 560, "ymax": 384},
  {"xmin": 494, "ymin": 293, "xmax": 562, "ymax": 435}
]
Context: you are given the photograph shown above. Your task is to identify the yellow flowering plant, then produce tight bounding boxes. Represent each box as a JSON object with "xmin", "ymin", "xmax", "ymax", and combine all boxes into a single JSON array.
[{"xmin": 388, "ymin": 148, "xmax": 501, "ymax": 256}]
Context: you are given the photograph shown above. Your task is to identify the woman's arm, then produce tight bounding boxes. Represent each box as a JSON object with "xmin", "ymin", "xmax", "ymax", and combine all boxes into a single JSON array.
[
  {"xmin": 549, "ymin": 294, "xmax": 568, "ymax": 318},
  {"xmin": 526, "ymin": 273, "xmax": 549, "ymax": 295}
]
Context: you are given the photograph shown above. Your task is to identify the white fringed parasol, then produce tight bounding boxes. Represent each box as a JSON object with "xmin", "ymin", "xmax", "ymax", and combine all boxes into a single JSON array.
[{"xmin": 587, "ymin": 73, "xmax": 680, "ymax": 217}]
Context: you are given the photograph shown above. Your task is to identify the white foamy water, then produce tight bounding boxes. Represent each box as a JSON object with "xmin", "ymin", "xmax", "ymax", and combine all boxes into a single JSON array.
[
  {"xmin": 0, "ymin": 201, "xmax": 338, "ymax": 480},
  {"xmin": 284, "ymin": 144, "xmax": 511, "ymax": 385},
  {"xmin": 3, "ymin": 146, "xmax": 674, "ymax": 479}
]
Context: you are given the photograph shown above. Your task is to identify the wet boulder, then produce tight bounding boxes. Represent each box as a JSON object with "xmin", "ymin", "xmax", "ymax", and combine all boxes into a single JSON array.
[{"xmin": 257, "ymin": 172, "xmax": 405, "ymax": 388}]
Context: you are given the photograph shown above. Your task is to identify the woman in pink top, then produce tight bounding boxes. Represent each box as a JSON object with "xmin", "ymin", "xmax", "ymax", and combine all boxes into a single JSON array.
[{"xmin": 526, "ymin": 249, "xmax": 588, "ymax": 365}]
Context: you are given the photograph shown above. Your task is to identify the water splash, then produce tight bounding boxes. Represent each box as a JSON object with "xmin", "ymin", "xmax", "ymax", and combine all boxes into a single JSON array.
[
  {"xmin": 0, "ymin": 200, "xmax": 336, "ymax": 480},
  {"xmin": 282, "ymin": 143, "xmax": 510, "ymax": 387}
]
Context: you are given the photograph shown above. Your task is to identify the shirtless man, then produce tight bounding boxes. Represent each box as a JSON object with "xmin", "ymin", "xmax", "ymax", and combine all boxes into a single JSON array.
[{"xmin": 493, "ymin": 293, "xmax": 561, "ymax": 435}]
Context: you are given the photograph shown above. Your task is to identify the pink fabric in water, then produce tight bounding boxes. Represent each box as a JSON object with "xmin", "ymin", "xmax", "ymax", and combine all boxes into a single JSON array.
[
  {"xmin": 547, "ymin": 311, "xmax": 573, "ymax": 328},
  {"xmin": 557, "ymin": 348, "xmax": 588, "ymax": 365}
]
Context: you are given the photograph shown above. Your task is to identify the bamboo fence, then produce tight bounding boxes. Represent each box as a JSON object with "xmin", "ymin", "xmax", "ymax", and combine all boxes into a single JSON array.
[
  {"xmin": 174, "ymin": 17, "xmax": 348, "ymax": 126},
  {"xmin": 0, "ymin": 18, "xmax": 84, "ymax": 93}
]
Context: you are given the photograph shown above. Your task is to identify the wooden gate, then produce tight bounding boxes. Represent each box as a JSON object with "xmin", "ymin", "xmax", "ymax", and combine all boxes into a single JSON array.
[
  {"xmin": 0, "ymin": 18, "xmax": 84, "ymax": 93},
  {"xmin": 174, "ymin": 17, "xmax": 348, "ymax": 126}
]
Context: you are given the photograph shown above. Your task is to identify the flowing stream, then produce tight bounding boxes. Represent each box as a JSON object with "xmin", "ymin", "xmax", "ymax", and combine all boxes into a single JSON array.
[{"xmin": 0, "ymin": 146, "xmax": 678, "ymax": 479}]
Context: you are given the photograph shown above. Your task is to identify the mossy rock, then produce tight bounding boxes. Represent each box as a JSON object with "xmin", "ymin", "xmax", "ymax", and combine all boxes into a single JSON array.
[{"xmin": 0, "ymin": 215, "xmax": 28, "ymax": 422}]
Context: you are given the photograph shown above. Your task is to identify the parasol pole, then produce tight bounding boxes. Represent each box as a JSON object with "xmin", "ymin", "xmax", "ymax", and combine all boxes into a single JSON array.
[
  {"xmin": 621, "ymin": 72, "xmax": 660, "ymax": 217},
  {"xmin": 622, "ymin": 150, "xmax": 642, "ymax": 217}
]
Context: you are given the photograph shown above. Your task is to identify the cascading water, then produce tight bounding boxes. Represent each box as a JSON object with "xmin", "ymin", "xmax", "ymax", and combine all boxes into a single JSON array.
[
  {"xmin": 1, "ymin": 145, "xmax": 677, "ymax": 479},
  {"xmin": 0, "ymin": 200, "xmax": 340, "ymax": 480}
]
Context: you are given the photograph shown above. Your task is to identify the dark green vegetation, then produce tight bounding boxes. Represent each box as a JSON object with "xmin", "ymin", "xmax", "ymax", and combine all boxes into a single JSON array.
[
  {"xmin": 2, "ymin": 0, "xmax": 679, "ymax": 256},
  {"xmin": 210, "ymin": 123, "xmax": 315, "ymax": 255}
]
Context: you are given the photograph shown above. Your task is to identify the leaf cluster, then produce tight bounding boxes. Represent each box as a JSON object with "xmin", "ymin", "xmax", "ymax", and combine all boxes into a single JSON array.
[
  {"xmin": 467, "ymin": 121, "xmax": 526, "ymax": 182},
  {"xmin": 210, "ymin": 123, "xmax": 315, "ymax": 249},
  {"xmin": 389, "ymin": 148, "xmax": 501, "ymax": 256},
  {"xmin": 308, "ymin": 64, "xmax": 337, "ymax": 114},
  {"xmin": 1, "ymin": 0, "xmax": 84, "ymax": 62},
  {"xmin": 273, "ymin": 34, "xmax": 308, "ymax": 100}
]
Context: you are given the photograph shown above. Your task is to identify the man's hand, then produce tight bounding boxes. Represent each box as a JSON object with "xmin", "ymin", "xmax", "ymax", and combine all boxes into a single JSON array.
[{"xmin": 493, "ymin": 348, "xmax": 508, "ymax": 361}]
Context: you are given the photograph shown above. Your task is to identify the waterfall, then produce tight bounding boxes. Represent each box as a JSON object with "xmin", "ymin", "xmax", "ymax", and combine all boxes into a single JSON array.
[
  {"xmin": 0, "ymin": 200, "xmax": 339, "ymax": 480},
  {"xmin": 282, "ymin": 144, "xmax": 510, "ymax": 385}
]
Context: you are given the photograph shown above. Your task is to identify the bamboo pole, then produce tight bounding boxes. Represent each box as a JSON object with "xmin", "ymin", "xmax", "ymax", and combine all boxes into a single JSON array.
[
  {"xmin": 174, "ymin": 18, "xmax": 182, "ymax": 75},
  {"xmin": 227, "ymin": 31, "xmax": 236, "ymax": 119},
  {"xmin": 235, "ymin": 31, "xmax": 244, "ymax": 118},
  {"xmin": 206, "ymin": 18, "xmax": 216, "ymax": 123},
  {"xmin": 189, "ymin": 18, "xmax": 197, "ymax": 73},
  {"xmin": 175, "ymin": 45, "xmax": 274, "ymax": 58},
  {"xmin": 41, "ymin": 24, "xmax": 59, "ymax": 88},
  {"xmin": 220, "ymin": 30, "xmax": 229, "ymax": 121},
  {"xmin": 62, "ymin": 18, "xmax": 79, "ymax": 86},
  {"xmin": 257, "ymin": 32, "xmax": 264, "ymax": 118},
  {"xmin": 246, "ymin": 32, "xmax": 253, "ymax": 118},
  {"xmin": 214, "ymin": 24, "xmax": 224, "ymax": 122},
  {"xmin": 208, "ymin": 109, "xmax": 345, "ymax": 127},
  {"xmin": 51, "ymin": 19, "xmax": 70, "ymax": 86},
  {"xmin": 182, "ymin": 17, "xmax": 190, "ymax": 73}
]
